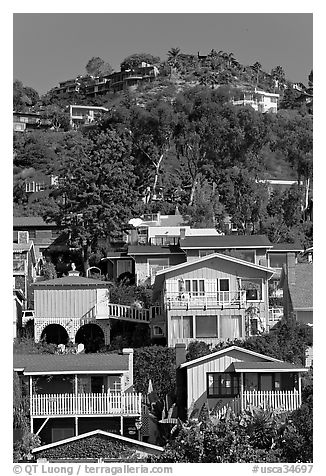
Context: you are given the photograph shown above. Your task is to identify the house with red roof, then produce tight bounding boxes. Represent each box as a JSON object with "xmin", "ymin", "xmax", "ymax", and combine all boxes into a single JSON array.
[
  {"xmin": 175, "ymin": 344, "xmax": 308, "ymax": 421},
  {"xmin": 13, "ymin": 350, "xmax": 146, "ymax": 446}
]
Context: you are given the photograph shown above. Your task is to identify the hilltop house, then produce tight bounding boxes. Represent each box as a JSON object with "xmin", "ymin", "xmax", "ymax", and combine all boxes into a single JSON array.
[
  {"xmin": 151, "ymin": 252, "xmax": 275, "ymax": 347},
  {"xmin": 13, "ymin": 350, "xmax": 145, "ymax": 445},
  {"xmin": 69, "ymin": 105, "xmax": 108, "ymax": 129},
  {"xmin": 232, "ymin": 89, "xmax": 279, "ymax": 113},
  {"xmin": 175, "ymin": 344, "xmax": 308, "ymax": 421}
]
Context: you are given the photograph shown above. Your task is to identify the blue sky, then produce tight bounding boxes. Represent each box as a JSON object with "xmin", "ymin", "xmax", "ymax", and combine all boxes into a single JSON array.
[{"xmin": 13, "ymin": 12, "xmax": 312, "ymax": 94}]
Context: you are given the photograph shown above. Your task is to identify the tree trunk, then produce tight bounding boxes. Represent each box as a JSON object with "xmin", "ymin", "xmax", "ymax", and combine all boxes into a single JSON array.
[
  {"xmin": 82, "ymin": 243, "xmax": 92, "ymax": 276},
  {"xmin": 188, "ymin": 175, "xmax": 199, "ymax": 206}
]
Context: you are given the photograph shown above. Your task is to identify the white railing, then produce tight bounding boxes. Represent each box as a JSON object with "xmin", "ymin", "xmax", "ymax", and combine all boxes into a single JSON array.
[
  {"xmin": 242, "ymin": 390, "xmax": 301, "ymax": 412},
  {"xmin": 31, "ymin": 392, "xmax": 142, "ymax": 417},
  {"xmin": 108, "ymin": 303, "xmax": 150, "ymax": 322},
  {"xmin": 165, "ymin": 291, "xmax": 247, "ymax": 309},
  {"xmin": 213, "ymin": 390, "xmax": 301, "ymax": 420}
]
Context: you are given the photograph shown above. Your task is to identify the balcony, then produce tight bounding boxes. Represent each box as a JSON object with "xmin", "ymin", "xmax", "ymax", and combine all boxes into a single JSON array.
[
  {"xmin": 31, "ymin": 392, "xmax": 142, "ymax": 417},
  {"xmin": 213, "ymin": 390, "xmax": 301, "ymax": 419},
  {"xmin": 165, "ymin": 291, "xmax": 247, "ymax": 310}
]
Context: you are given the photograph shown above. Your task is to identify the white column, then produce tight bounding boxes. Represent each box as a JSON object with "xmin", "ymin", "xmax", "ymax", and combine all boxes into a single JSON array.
[
  {"xmin": 29, "ymin": 375, "xmax": 34, "ymax": 433},
  {"xmin": 298, "ymin": 372, "xmax": 302, "ymax": 406},
  {"xmin": 240, "ymin": 373, "xmax": 244, "ymax": 412}
]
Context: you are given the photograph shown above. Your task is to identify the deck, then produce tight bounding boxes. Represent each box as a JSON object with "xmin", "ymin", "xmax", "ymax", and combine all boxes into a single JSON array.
[
  {"xmin": 212, "ymin": 390, "xmax": 301, "ymax": 419},
  {"xmin": 165, "ymin": 291, "xmax": 247, "ymax": 310},
  {"xmin": 31, "ymin": 392, "xmax": 142, "ymax": 418}
]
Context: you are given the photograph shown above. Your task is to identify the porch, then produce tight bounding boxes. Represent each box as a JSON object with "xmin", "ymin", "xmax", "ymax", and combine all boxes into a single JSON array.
[
  {"xmin": 31, "ymin": 392, "xmax": 142, "ymax": 418},
  {"xmin": 213, "ymin": 390, "xmax": 301, "ymax": 419}
]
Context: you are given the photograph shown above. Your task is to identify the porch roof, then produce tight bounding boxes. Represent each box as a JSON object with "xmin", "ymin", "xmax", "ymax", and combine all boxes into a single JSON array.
[
  {"xmin": 231, "ymin": 362, "xmax": 308, "ymax": 373},
  {"xmin": 13, "ymin": 353, "xmax": 129, "ymax": 375}
]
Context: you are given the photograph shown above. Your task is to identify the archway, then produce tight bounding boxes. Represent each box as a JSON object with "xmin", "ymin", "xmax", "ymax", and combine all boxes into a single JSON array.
[
  {"xmin": 75, "ymin": 324, "xmax": 105, "ymax": 353},
  {"xmin": 40, "ymin": 324, "xmax": 69, "ymax": 345}
]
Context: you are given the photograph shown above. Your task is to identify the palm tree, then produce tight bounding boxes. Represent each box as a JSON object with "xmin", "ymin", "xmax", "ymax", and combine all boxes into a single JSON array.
[
  {"xmin": 167, "ymin": 47, "xmax": 181, "ymax": 77},
  {"xmin": 271, "ymin": 65, "xmax": 285, "ymax": 91},
  {"xmin": 251, "ymin": 62, "xmax": 262, "ymax": 86}
]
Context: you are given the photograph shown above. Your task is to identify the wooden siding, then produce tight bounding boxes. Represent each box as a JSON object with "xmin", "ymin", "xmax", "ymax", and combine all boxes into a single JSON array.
[
  {"xmin": 186, "ymin": 349, "xmax": 272, "ymax": 411},
  {"xmin": 34, "ymin": 288, "xmax": 98, "ymax": 318}
]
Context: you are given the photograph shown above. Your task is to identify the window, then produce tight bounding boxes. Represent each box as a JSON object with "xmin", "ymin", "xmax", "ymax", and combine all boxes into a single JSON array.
[
  {"xmin": 171, "ymin": 316, "xmax": 193, "ymax": 339},
  {"xmin": 207, "ymin": 373, "xmax": 240, "ymax": 397},
  {"xmin": 196, "ymin": 315, "xmax": 218, "ymax": 337},
  {"xmin": 220, "ymin": 315, "xmax": 242, "ymax": 339},
  {"xmin": 241, "ymin": 278, "xmax": 263, "ymax": 301},
  {"xmin": 269, "ymin": 253, "xmax": 287, "ymax": 268},
  {"xmin": 181, "ymin": 279, "xmax": 205, "ymax": 297},
  {"xmin": 153, "ymin": 326, "xmax": 163, "ymax": 336}
]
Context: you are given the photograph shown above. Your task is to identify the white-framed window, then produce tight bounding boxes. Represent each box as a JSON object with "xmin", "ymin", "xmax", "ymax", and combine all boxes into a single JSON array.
[
  {"xmin": 219, "ymin": 315, "xmax": 243, "ymax": 339},
  {"xmin": 196, "ymin": 315, "xmax": 218, "ymax": 337},
  {"xmin": 180, "ymin": 279, "xmax": 205, "ymax": 297},
  {"xmin": 217, "ymin": 278, "xmax": 230, "ymax": 302},
  {"xmin": 171, "ymin": 315, "xmax": 193, "ymax": 339}
]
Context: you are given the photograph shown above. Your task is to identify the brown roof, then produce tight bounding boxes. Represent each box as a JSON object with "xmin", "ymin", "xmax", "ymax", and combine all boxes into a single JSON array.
[
  {"xmin": 289, "ymin": 263, "xmax": 313, "ymax": 310},
  {"xmin": 13, "ymin": 353, "xmax": 129, "ymax": 374}
]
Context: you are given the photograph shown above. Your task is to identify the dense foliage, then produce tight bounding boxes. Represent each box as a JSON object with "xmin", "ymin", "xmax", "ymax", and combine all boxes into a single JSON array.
[
  {"xmin": 149, "ymin": 400, "xmax": 313, "ymax": 463},
  {"xmin": 133, "ymin": 346, "xmax": 176, "ymax": 400},
  {"xmin": 187, "ymin": 321, "xmax": 313, "ymax": 365}
]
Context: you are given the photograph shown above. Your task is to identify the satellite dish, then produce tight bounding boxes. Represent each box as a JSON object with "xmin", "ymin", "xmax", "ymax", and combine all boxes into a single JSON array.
[{"xmin": 128, "ymin": 218, "xmax": 143, "ymax": 227}]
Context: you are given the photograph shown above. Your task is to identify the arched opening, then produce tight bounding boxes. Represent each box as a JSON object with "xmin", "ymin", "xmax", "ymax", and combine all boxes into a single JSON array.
[
  {"xmin": 75, "ymin": 324, "xmax": 105, "ymax": 353},
  {"xmin": 40, "ymin": 324, "xmax": 69, "ymax": 345}
]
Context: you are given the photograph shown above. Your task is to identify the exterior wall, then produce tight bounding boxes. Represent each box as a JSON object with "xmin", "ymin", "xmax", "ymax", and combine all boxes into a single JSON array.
[{"xmin": 34, "ymin": 287, "xmax": 109, "ymax": 319}]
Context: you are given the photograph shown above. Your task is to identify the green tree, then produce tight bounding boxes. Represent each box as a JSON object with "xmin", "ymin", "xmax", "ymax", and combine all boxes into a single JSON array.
[
  {"xmin": 251, "ymin": 61, "xmax": 262, "ymax": 86},
  {"xmin": 85, "ymin": 56, "xmax": 113, "ymax": 77},
  {"xmin": 47, "ymin": 129, "xmax": 140, "ymax": 274},
  {"xmin": 167, "ymin": 47, "xmax": 181, "ymax": 78}
]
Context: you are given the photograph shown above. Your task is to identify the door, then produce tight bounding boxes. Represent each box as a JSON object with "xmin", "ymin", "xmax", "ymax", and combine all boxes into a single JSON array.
[
  {"xmin": 91, "ymin": 376, "xmax": 104, "ymax": 393},
  {"xmin": 259, "ymin": 374, "xmax": 273, "ymax": 391}
]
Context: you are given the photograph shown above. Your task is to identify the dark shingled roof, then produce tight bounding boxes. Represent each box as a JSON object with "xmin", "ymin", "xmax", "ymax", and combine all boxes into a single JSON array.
[
  {"xmin": 13, "ymin": 216, "xmax": 57, "ymax": 227},
  {"xmin": 128, "ymin": 245, "xmax": 185, "ymax": 255},
  {"xmin": 269, "ymin": 242, "xmax": 303, "ymax": 252},
  {"xmin": 13, "ymin": 353, "xmax": 129, "ymax": 374},
  {"xmin": 289, "ymin": 263, "xmax": 313, "ymax": 310},
  {"xmin": 232, "ymin": 361, "xmax": 307, "ymax": 372},
  {"xmin": 33, "ymin": 276, "xmax": 110, "ymax": 288},
  {"xmin": 180, "ymin": 235, "xmax": 272, "ymax": 249}
]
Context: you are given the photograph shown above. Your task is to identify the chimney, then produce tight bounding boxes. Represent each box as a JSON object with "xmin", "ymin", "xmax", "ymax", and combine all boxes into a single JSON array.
[
  {"xmin": 286, "ymin": 253, "xmax": 296, "ymax": 286},
  {"xmin": 180, "ymin": 228, "xmax": 186, "ymax": 241},
  {"xmin": 122, "ymin": 348, "xmax": 134, "ymax": 388},
  {"xmin": 175, "ymin": 343, "xmax": 186, "ymax": 368}
]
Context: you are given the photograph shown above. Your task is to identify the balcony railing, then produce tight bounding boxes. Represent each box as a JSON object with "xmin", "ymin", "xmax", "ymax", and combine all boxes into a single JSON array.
[
  {"xmin": 31, "ymin": 392, "xmax": 142, "ymax": 417},
  {"xmin": 107, "ymin": 303, "xmax": 150, "ymax": 322},
  {"xmin": 213, "ymin": 390, "xmax": 301, "ymax": 419},
  {"xmin": 165, "ymin": 291, "xmax": 247, "ymax": 309}
]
